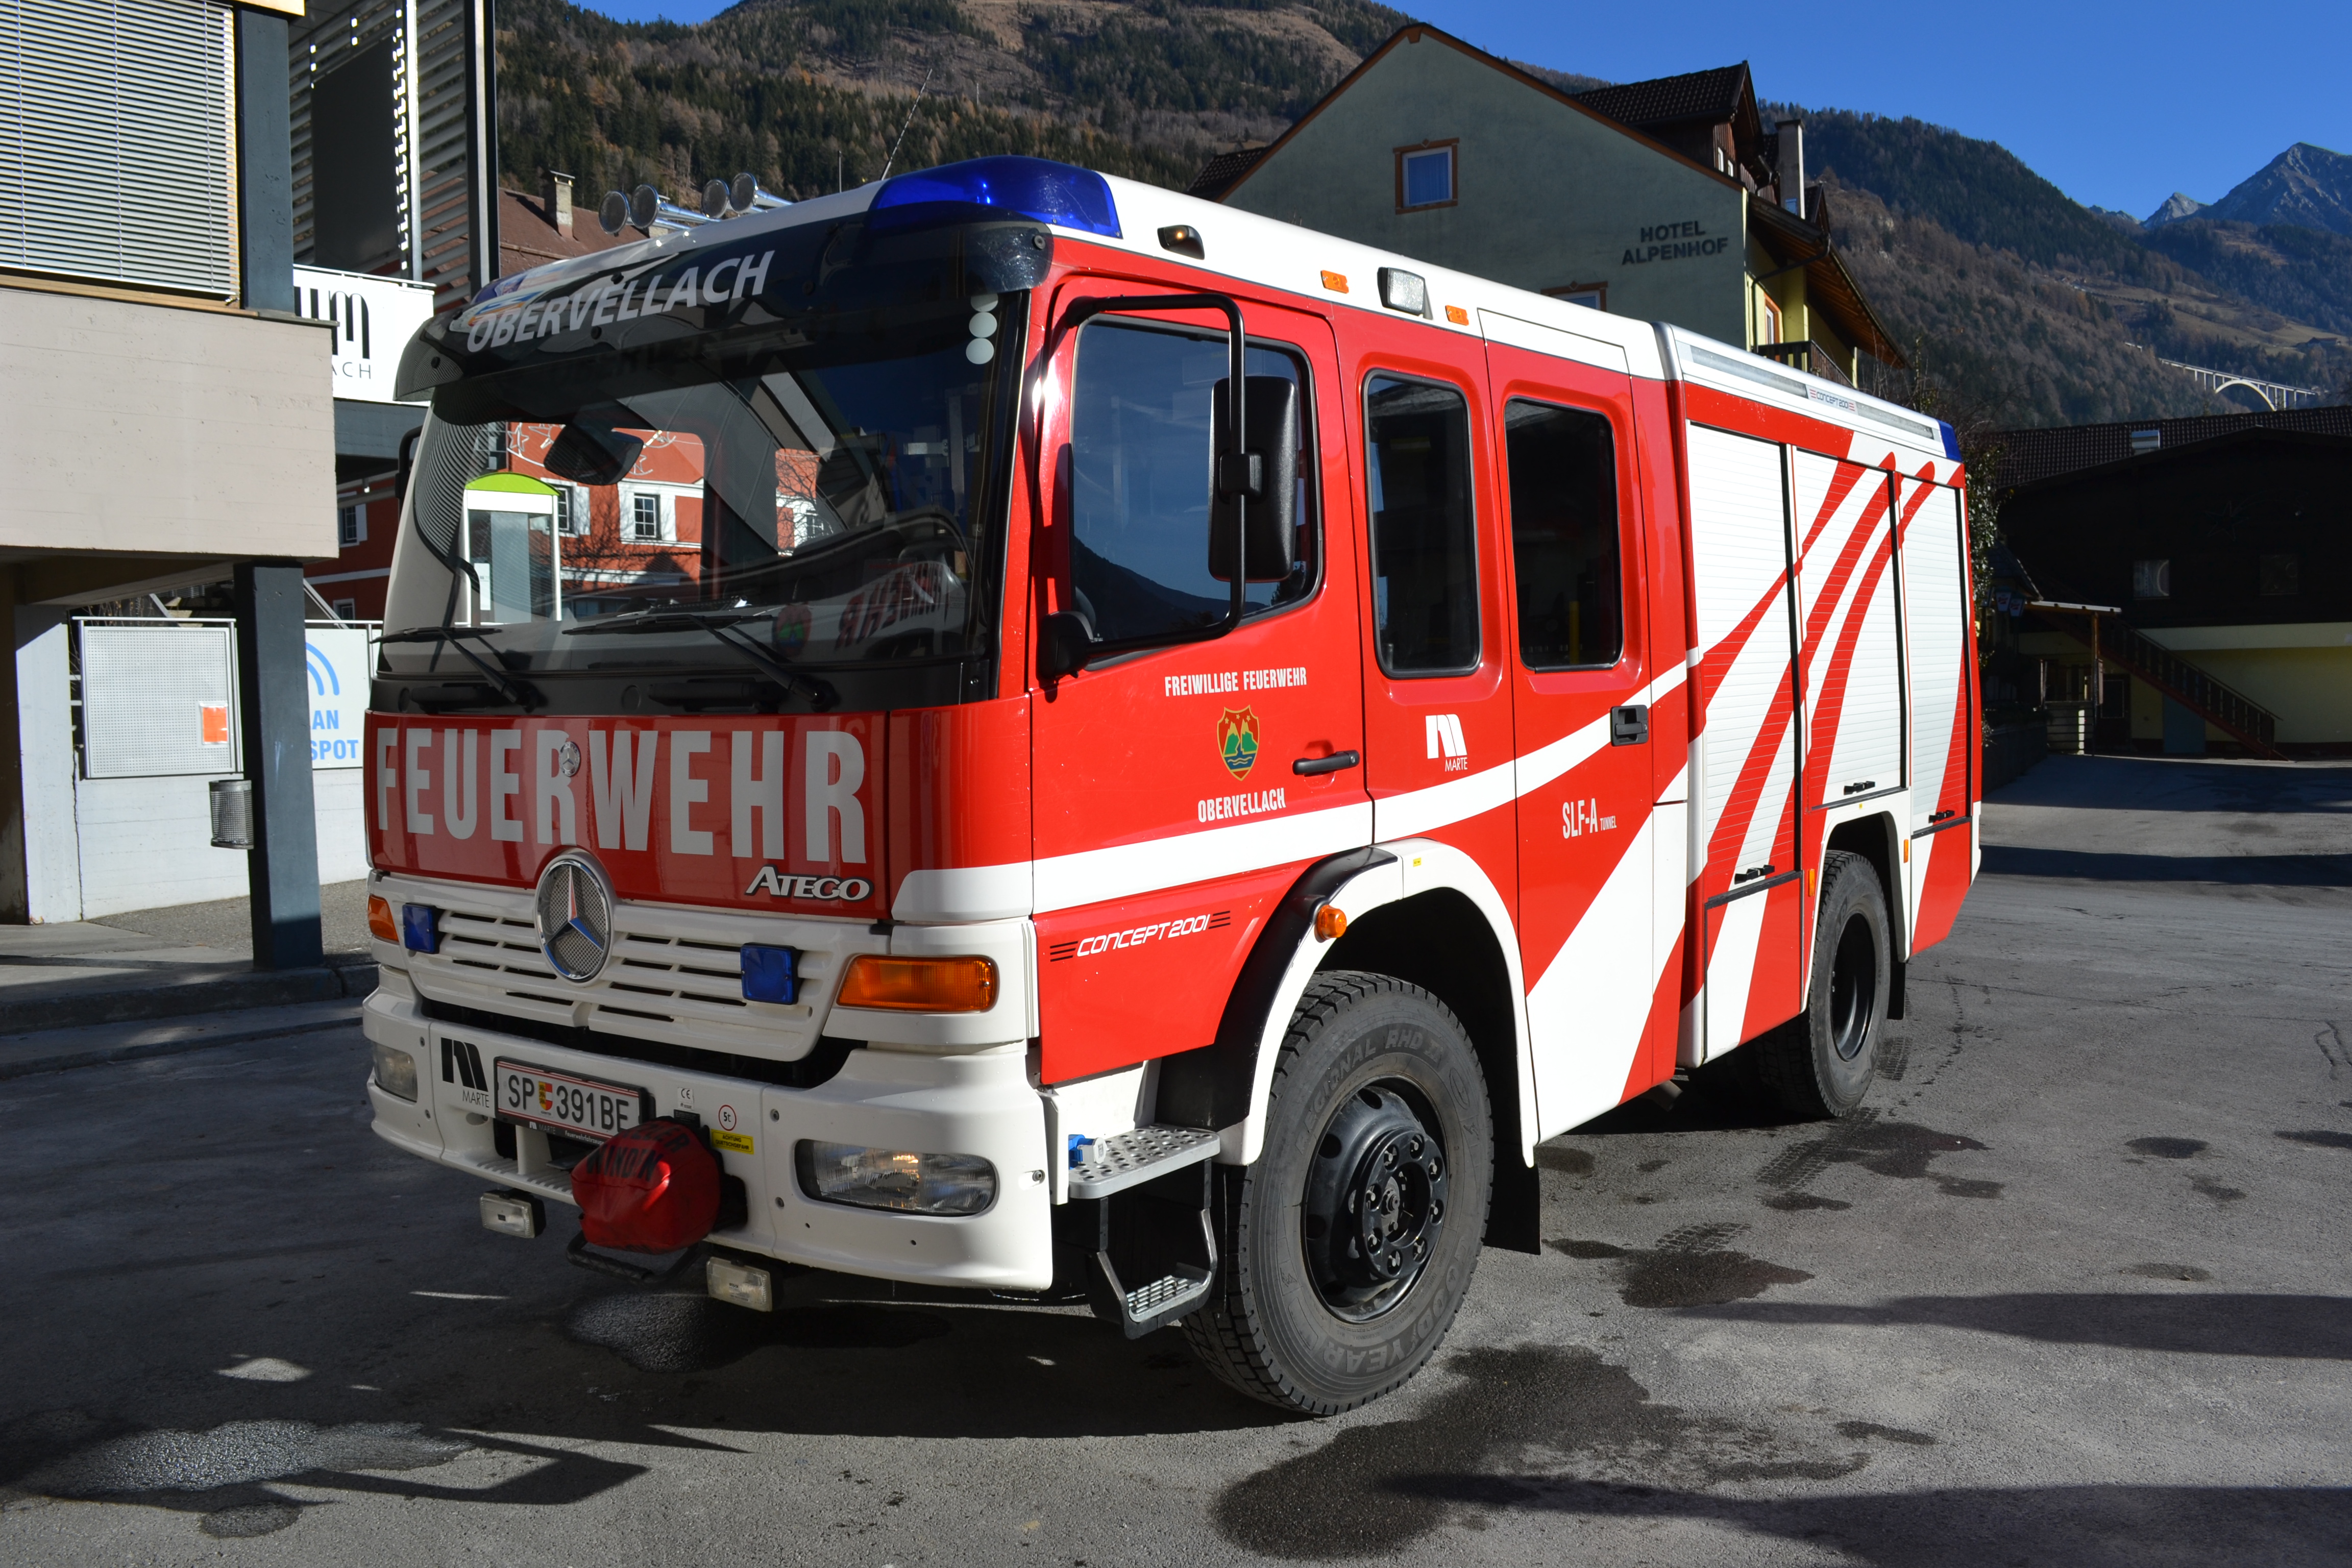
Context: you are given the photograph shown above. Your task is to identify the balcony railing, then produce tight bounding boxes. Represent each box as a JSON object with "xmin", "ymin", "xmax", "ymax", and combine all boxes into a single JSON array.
[{"xmin": 1752, "ymin": 339, "xmax": 1852, "ymax": 388}]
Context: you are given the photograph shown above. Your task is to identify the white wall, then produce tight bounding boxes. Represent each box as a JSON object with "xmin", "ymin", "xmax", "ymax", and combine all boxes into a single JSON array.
[
  {"xmin": 0, "ymin": 286, "xmax": 335, "ymax": 561},
  {"xmin": 72, "ymin": 769, "xmax": 369, "ymax": 921}
]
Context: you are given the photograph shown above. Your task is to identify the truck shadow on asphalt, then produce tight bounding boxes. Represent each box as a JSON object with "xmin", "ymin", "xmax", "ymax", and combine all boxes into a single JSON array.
[
  {"xmin": 1679, "ymin": 1291, "xmax": 2352, "ymax": 1359},
  {"xmin": 0, "ymin": 1266, "xmax": 1287, "ymax": 1537}
]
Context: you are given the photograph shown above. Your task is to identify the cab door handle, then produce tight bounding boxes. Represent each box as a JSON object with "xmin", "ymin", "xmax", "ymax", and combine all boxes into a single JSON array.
[
  {"xmin": 1293, "ymin": 749, "xmax": 1361, "ymax": 777},
  {"xmin": 1610, "ymin": 705, "xmax": 1649, "ymax": 746}
]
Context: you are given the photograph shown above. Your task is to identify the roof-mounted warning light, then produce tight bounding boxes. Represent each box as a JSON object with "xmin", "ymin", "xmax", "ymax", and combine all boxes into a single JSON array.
[{"xmin": 868, "ymin": 156, "xmax": 1121, "ymax": 238}]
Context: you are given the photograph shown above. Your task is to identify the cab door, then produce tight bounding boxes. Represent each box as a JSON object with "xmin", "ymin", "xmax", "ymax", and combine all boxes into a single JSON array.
[
  {"xmin": 1483, "ymin": 315, "xmax": 1659, "ymax": 1136},
  {"xmin": 1029, "ymin": 284, "xmax": 1369, "ymax": 1085},
  {"xmin": 1346, "ymin": 325, "xmax": 1514, "ymax": 910}
]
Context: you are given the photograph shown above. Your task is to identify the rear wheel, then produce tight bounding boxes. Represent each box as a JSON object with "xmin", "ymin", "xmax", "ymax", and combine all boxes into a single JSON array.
[
  {"xmin": 1757, "ymin": 849, "xmax": 1890, "ymax": 1118},
  {"xmin": 1182, "ymin": 972, "xmax": 1492, "ymax": 1415}
]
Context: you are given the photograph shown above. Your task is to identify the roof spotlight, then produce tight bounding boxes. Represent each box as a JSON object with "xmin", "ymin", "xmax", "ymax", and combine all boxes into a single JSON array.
[
  {"xmin": 701, "ymin": 179, "xmax": 730, "ymax": 218},
  {"xmin": 730, "ymin": 171, "xmax": 757, "ymax": 213},
  {"xmin": 598, "ymin": 189, "xmax": 628, "ymax": 236},
  {"xmin": 628, "ymin": 184, "xmax": 659, "ymax": 231}
]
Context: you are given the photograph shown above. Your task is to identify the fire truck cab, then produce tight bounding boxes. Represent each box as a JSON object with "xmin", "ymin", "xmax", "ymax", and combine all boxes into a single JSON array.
[{"xmin": 362, "ymin": 157, "xmax": 1977, "ymax": 1414}]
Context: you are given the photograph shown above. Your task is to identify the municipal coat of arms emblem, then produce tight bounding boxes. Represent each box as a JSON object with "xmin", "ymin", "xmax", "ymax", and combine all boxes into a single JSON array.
[{"xmin": 1217, "ymin": 707, "xmax": 1260, "ymax": 779}]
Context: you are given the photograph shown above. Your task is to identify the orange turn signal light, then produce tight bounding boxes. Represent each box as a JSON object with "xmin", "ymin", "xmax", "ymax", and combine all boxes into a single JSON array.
[
  {"xmin": 366, "ymin": 894, "xmax": 400, "ymax": 944},
  {"xmin": 1314, "ymin": 904, "xmax": 1348, "ymax": 941},
  {"xmin": 837, "ymin": 955, "xmax": 998, "ymax": 1013}
]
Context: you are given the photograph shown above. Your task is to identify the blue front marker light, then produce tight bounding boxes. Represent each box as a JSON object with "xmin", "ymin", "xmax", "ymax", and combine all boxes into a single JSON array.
[
  {"xmin": 400, "ymin": 903, "xmax": 439, "ymax": 954},
  {"xmin": 869, "ymin": 156, "xmax": 1120, "ymax": 238},
  {"xmin": 741, "ymin": 944, "xmax": 799, "ymax": 1004}
]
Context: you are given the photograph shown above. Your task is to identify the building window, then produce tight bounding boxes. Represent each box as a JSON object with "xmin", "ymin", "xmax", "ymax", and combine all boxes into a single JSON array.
[
  {"xmin": 2133, "ymin": 558, "xmax": 2171, "ymax": 600},
  {"xmin": 2259, "ymin": 553, "xmax": 2300, "ymax": 597},
  {"xmin": 1395, "ymin": 141, "xmax": 1457, "ymax": 212},
  {"xmin": 331, "ymin": 598, "xmax": 358, "ymax": 620},
  {"xmin": 1544, "ymin": 282, "xmax": 1607, "ymax": 313},
  {"xmin": 1758, "ymin": 291, "xmax": 1783, "ymax": 345},
  {"xmin": 337, "ymin": 503, "xmax": 364, "ymax": 547},
  {"xmin": 628, "ymin": 492, "xmax": 665, "ymax": 543},
  {"xmin": 554, "ymin": 486, "xmax": 587, "ymax": 536}
]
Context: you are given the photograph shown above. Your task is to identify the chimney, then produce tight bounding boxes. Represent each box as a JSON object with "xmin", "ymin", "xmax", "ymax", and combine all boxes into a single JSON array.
[
  {"xmin": 1778, "ymin": 117, "xmax": 1806, "ymax": 218},
  {"xmin": 543, "ymin": 169, "xmax": 575, "ymax": 237}
]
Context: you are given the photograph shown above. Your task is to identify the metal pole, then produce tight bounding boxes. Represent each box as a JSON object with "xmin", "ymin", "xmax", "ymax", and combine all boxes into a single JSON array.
[
  {"xmin": 2088, "ymin": 613, "xmax": 2103, "ymax": 753},
  {"xmin": 233, "ymin": 564, "xmax": 323, "ymax": 968}
]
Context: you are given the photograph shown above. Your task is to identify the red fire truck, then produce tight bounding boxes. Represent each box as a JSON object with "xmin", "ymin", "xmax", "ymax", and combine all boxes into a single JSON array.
[{"xmin": 363, "ymin": 157, "xmax": 1978, "ymax": 1414}]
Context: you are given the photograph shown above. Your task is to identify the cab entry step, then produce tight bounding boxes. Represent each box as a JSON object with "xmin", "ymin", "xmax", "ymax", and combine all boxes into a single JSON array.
[{"xmin": 1069, "ymin": 1125, "xmax": 1220, "ymax": 1198}]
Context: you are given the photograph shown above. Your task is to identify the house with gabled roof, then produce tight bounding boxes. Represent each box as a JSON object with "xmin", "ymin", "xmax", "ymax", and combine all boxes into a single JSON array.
[{"xmin": 1191, "ymin": 25, "xmax": 1901, "ymax": 385}]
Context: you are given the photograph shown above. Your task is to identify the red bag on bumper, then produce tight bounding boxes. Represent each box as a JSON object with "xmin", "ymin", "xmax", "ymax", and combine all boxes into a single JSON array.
[{"xmin": 571, "ymin": 1119, "xmax": 720, "ymax": 1253}]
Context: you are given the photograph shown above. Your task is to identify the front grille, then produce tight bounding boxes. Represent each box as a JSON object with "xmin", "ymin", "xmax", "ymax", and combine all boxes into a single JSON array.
[
  {"xmin": 386, "ymin": 876, "xmax": 864, "ymax": 1062},
  {"xmin": 422, "ymin": 997, "xmax": 856, "ymax": 1090}
]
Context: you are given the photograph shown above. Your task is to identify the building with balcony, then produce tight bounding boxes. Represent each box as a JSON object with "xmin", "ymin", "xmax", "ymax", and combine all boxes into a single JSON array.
[{"xmin": 1190, "ymin": 24, "xmax": 1902, "ymax": 384}]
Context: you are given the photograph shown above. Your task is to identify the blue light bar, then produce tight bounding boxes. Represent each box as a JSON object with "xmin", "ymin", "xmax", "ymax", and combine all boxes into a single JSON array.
[
  {"xmin": 741, "ymin": 944, "xmax": 799, "ymax": 1004},
  {"xmin": 1939, "ymin": 420, "xmax": 1962, "ymax": 462},
  {"xmin": 400, "ymin": 903, "xmax": 439, "ymax": 954},
  {"xmin": 869, "ymin": 156, "xmax": 1120, "ymax": 238}
]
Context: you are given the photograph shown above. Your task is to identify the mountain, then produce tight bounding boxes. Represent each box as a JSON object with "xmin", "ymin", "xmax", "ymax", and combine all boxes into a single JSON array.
[
  {"xmin": 496, "ymin": 0, "xmax": 1404, "ymax": 203},
  {"xmin": 501, "ymin": 2, "xmax": 2346, "ymax": 424},
  {"xmin": 1823, "ymin": 179, "xmax": 2212, "ymax": 426},
  {"xmin": 1788, "ymin": 108, "xmax": 2350, "ymax": 410},
  {"xmin": 2140, "ymin": 218, "xmax": 2352, "ymax": 340},
  {"xmin": 2084, "ymin": 205, "xmax": 2144, "ymax": 234},
  {"xmin": 2143, "ymin": 191, "xmax": 2207, "ymax": 228},
  {"xmin": 2198, "ymin": 142, "xmax": 2352, "ymax": 236}
]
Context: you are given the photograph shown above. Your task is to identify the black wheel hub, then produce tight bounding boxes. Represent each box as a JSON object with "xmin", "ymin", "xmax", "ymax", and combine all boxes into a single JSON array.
[
  {"xmin": 1301, "ymin": 1085, "xmax": 1449, "ymax": 1320},
  {"xmin": 1829, "ymin": 910, "xmax": 1877, "ymax": 1062}
]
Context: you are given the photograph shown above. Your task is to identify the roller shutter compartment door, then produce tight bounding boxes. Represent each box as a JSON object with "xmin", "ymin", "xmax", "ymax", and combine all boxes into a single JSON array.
[
  {"xmin": 1900, "ymin": 479, "xmax": 1974, "ymax": 950},
  {"xmin": 1791, "ymin": 450, "xmax": 1904, "ymax": 813},
  {"xmin": 1683, "ymin": 425, "xmax": 1804, "ymax": 1061}
]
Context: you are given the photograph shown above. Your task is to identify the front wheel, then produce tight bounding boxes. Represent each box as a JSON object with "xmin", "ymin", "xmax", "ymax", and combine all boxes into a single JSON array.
[
  {"xmin": 1757, "ymin": 849, "xmax": 1891, "ymax": 1117},
  {"xmin": 1182, "ymin": 972, "xmax": 1492, "ymax": 1414}
]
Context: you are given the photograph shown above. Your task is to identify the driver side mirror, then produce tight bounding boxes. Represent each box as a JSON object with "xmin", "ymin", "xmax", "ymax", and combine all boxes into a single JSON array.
[
  {"xmin": 1209, "ymin": 376, "xmax": 1299, "ymax": 582},
  {"xmin": 1039, "ymin": 609, "xmax": 1096, "ymax": 681}
]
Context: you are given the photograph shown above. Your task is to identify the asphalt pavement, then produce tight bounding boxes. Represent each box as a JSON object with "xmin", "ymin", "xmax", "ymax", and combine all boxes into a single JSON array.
[{"xmin": 2, "ymin": 753, "xmax": 2347, "ymax": 1566}]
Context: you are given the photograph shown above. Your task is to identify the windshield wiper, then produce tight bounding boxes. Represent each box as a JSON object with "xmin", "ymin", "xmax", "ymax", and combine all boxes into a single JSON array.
[
  {"xmin": 565, "ymin": 611, "xmax": 838, "ymax": 712},
  {"xmin": 376, "ymin": 625, "xmax": 535, "ymax": 707}
]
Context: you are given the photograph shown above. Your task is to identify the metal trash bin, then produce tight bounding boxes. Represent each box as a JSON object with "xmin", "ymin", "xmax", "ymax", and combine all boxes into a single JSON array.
[{"xmin": 209, "ymin": 777, "xmax": 254, "ymax": 849}]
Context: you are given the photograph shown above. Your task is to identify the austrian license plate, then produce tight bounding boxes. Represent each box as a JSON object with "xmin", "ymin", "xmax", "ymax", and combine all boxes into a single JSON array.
[{"xmin": 493, "ymin": 1059, "xmax": 647, "ymax": 1141}]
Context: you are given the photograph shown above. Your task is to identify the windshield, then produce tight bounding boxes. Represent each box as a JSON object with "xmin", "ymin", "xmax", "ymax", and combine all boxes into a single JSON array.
[{"xmin": 382, "ymin": 284, "xmax": 1021, "ymax": 709}]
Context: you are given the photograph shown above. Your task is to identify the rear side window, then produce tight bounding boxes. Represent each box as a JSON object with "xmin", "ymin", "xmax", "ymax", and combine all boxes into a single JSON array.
[
  {"xmin": 1067, "ymin": 321, "xmax": 1315, "ymax": 645},
  {"xmin": 1503, "ymin": 399, "xmax": 1623, "ymax": 669},
  {"xmin": 1365, "ymin": 374, "xmax": 1479, "ymax": 676}
]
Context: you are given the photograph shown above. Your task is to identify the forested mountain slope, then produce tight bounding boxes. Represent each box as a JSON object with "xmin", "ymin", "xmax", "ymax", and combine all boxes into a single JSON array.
[
  {"xmin": 498, "ymin": 0, "xmax": 2346, "ymax": 423},
  {"xmin": 497, "ymin": 0, "xmax": 1402, "ymax": 201}
]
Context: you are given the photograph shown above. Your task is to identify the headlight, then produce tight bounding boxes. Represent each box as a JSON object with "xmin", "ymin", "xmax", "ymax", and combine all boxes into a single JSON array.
[
  {"xmin": 795, "ymin": 1141, "xmax": 996, "ymax": 1216},
  {"xmin": 371, "ymin": 1042, "xmax": 418, "ymax": 1102}
]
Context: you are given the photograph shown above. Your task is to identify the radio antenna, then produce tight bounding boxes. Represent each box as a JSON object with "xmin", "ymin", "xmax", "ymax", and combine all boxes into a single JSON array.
[{"xmin": 878, "ymin": 65, "xmax": 936, "ymax": 181}]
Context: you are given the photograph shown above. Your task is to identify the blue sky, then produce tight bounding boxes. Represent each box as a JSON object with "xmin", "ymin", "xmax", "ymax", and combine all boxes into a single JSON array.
[{"xmin": 575, "ymin": 1, "xmax": 2348, "ymax": 219}]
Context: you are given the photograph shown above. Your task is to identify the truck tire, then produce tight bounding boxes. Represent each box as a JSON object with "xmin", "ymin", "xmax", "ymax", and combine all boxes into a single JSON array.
[
  {"xmin": 1181, "ymin": 971, "xmax": 1492, "ymax": 1415},
  {"xmin": 1757, "ymin": 849, "xmax": 1890, "ymax": 1118}
]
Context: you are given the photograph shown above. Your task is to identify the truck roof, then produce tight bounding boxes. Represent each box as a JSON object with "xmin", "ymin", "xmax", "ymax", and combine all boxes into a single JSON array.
[{"xmin": 460, "ymin": 157, "xmax": 1958, "ymax": 474}]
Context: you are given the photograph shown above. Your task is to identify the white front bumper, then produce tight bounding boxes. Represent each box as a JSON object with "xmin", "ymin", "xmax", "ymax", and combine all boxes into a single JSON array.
[{"xmin": 363, "ymin": 989, "xmax": 1056, "ymax": 1291}]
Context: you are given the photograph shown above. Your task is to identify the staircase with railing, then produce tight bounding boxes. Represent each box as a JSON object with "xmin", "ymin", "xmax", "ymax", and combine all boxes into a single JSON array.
[{"xmin": 2029, "ymin": 605, "xmax": 2284, "ymax": 758}]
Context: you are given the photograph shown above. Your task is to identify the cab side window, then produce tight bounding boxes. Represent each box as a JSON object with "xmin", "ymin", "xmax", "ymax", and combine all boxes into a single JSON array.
[
  {"xmin": 1365, "ymin": 374, "xmax": 1479, "ymax": 676},
  {"xmin": 1503, "ymin": 399, "xmax": 1622, "ymax": 669},
  {"xmin": 1067, "ymin": 322, "xmax": 1316, "ymax": 645}
]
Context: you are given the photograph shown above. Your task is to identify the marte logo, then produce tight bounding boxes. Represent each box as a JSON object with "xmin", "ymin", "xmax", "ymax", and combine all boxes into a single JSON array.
[
  {"xmin": 1425, "ymin": 714, "xmax": 1468, "ymax": 772},
  {"xmin": 1217, "ymin": 707, "xmax": 1261, "ymax": 779},
  {"xmin": 440, "ymin": 1038, "xmax": 491, "ymax": 1108}
]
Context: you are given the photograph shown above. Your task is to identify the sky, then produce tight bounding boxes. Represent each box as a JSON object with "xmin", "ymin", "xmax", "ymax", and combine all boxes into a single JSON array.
[{"xmin": 576, "ymin": 0, "xmax": 2349, "ymax": 220}]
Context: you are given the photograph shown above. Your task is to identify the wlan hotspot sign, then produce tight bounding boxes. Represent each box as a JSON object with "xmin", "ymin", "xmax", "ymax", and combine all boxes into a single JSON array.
[{"xmin": 307, "ymin": 628, "xmax": 370, "ymax": 769}]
